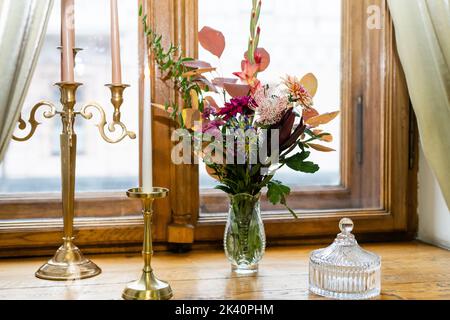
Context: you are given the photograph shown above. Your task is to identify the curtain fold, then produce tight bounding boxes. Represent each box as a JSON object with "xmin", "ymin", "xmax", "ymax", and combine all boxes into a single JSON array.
[
  {"xmin": 0, "ymin": 0, "xmax": 54, "ymax": 162},
  {"xmin": 388, "ymin": 0, "xmax": 450, "ymax": 209}
]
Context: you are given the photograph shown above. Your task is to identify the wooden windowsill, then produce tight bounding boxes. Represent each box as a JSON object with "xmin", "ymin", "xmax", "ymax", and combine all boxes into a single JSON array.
[{"xmin": 0, "ymin": 241, "xmax": 448, "ymax": 300}]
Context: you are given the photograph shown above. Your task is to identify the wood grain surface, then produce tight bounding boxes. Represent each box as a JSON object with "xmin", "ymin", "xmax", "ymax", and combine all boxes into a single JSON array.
[{"xmin": 0, "ymin": 242, "xmax": 448, "ymax": 300}]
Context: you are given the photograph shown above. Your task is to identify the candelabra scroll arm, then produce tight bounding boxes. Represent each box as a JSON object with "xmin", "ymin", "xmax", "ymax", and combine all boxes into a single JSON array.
[
  {"xmin": 79, "ymin": 83, "xmax": 136, "ymax": 144},
  {"xmin": 79, "ymin": 102, "xmax": 136, "ymax": 144},
  {"xmin": 12, "ymin": 101, "xmax": 58, "ymax": 142}
]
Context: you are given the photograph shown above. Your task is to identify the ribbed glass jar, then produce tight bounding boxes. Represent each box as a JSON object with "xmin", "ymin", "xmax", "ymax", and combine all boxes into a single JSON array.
[
  {"xmin": 309, "ymin": 218, "xmax": 381, "ymax": 299},
  {"xmin": 224, "ymin": 193, "xmax": 266, "ymax": 274}
]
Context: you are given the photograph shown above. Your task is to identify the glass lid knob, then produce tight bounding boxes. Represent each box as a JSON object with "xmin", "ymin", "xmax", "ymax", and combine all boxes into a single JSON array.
[{"xmin": 339, "ymin": 218, "xmax": 354, "ymax": 234}]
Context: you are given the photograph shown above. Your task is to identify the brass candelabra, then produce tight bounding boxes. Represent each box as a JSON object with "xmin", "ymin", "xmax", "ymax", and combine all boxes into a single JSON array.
[
  {"xmin": 122, "ymin": 188, "xmax": 172, "ymax": 300},
  {"xmin": 13, "ymin": 55, "xmax": 135, "ymax": 281}
]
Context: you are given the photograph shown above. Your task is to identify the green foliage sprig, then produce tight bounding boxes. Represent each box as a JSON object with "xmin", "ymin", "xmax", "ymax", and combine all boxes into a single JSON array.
[{"xmin": 140, "ymin": 6, "xmax": 204, "ymax": 127}]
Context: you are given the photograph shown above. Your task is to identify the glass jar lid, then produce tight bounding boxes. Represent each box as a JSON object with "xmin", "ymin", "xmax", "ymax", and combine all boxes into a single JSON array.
[{"xmin": 310, "ymin": 218, "xmax": 381, "ymax": 269}]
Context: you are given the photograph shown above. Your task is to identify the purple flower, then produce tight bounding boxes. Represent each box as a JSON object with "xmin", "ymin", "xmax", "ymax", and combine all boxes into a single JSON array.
[
  {"xmin": 202, "ymin": 103, "xmax": 216, "ymax": 120},
  {"xmin": 217, "ymin": 96, "xmax": 256, "ymax": 121},
  {"xmin": 202, "ymin": 119, "xmax": 225, "ymax": 133}
]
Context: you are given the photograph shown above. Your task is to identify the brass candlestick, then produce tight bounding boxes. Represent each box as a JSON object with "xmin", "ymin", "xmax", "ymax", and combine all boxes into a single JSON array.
[
  {"xmin": 122, "ymin": 188, "xmax": 173, "ymax": 300},
  {"xmin": 13, "ymin": 78, "xmax": 135, "ymax": 281}
]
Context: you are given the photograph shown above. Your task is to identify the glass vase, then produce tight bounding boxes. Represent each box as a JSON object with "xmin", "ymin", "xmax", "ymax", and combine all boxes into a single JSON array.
[{"xmin": 224, "ymin": 193, "xmax": 266, "ymax": 274}]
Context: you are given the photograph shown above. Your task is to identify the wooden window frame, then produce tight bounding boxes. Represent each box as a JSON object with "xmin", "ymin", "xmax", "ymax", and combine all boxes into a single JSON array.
[{"xmin": 0, "ymin": 0, "xmax": 417, "ymax": 257}]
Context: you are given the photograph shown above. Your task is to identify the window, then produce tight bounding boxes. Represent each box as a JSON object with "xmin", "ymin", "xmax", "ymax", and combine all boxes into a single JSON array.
[{"xmin": 0, "ymin": 0, "xmax": 417, "ymax": 256}]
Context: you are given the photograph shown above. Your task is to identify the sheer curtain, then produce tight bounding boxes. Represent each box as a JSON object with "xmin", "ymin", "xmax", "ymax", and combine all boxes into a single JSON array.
[
  {"xmin": 0, "ymin": 0, "xmax": 54, "ymax": 162},
  {"xmin": 388, "ymin": 0, "xmax": 450, "ymax": 209}
]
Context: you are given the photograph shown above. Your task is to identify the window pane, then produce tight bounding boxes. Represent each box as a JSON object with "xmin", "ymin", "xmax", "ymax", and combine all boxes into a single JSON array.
[
  {"xmin": 198, "ymin": 0, "xmax": 341, "ymax": 189},
  {"xmin": 0, "ymin": 0, "xmax": 139, "ymax": 194}
]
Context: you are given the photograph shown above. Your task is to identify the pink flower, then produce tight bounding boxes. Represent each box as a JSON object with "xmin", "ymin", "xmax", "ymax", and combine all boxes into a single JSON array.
[
  {"xmin": 232, "ymin": 49, "xmax": 270, "ymax": 93},
  {"xmin": 216, "ymin": 96, "xmax": 256, "ymax": 121},
  {"xmin": 233, "ymin": 61, "xmax": 260, "ymax": 91}
]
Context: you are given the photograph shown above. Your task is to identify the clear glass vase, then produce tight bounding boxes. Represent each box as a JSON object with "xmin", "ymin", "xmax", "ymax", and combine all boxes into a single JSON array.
[{"xmin": 224, "ymin": 193, "xmax": 266, "ymax": 274}]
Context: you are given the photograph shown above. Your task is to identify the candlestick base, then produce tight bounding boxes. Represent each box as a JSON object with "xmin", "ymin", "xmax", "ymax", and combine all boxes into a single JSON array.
[
  {"xmin": 35, "ymin": 240, "xmax": 101, "ymax": 281},
  {"xmin": 122, "ymin": 270, "xmax": 173, "ymax": 300}
]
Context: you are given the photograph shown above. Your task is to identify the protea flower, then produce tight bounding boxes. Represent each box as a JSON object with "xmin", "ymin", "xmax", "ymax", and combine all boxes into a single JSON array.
[{"xmin": 253, "ymin": 86, "xmax": 291, "ymax": 126}]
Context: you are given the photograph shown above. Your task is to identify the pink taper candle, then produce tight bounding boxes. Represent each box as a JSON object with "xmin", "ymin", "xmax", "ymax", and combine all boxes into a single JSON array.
[
  {"xmin": 61, "ymin": 0, "xmax": 75, "ymax": 82},
  {"xmin": 110, "ymin": 0, "xmax": 122, "ymax": 84}
]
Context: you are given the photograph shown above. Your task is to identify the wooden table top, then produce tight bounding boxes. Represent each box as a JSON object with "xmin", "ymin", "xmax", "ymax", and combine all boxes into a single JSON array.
[{"xmin": 0, "ymin": 241, "xmax": 449, "ymax": 300}]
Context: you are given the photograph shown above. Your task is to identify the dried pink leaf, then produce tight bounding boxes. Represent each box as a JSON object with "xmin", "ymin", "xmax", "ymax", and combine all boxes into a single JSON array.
[
  {"xmin": 223, "ymin": 83, "xmax": 251, "ymax": 97},
  {"xmin": 212, "ymin": 77, "xmax": 238, "ymax": 87},
  {"xmin": 194, "ymin": 77, "xmax": 218, "ymax": 93},
  {"xmin": 302, "ymin": 107, "xmax": 319, "ymax": 121},
  {"xmin": 204, "ymin": 96, "xmax": 220, "ymax": 111},
  {"xmin": 182, "ymin": 60, "xmax": 212, "ymax": 69},
  {"xmin": 198, "ymin": 26, "xmax": 226, "ymax": 58},
  {"xmin": 307, "ymin": 143, "xmax": 336, "ymax": 152}
]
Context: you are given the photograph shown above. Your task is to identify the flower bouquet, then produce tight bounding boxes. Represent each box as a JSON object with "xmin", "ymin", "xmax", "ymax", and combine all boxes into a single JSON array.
[{"xmin": 140, "ymin": 0, "xmax": 339, "ymax": 273}]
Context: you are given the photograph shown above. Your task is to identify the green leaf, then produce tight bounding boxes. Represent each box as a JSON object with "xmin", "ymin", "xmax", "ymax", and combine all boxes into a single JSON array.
[
  {"xmin": 286, "ymin": 151, "xmax": 310, "ymax": 163},
  {"xmin": 266, "ymin": 180, "xmax": 298, "ymax": 219},
  {"xmin": 258, "ymin": 174, "xmax": 274, "ymax": 189},
  {"xmin": 285, "ymin": 152, "xmax": 320, "ymax": 173},
  {"xmin": 250, "ymin": 164, "xmax": 261, "ymax": 177},
  {"xmin": 215, "ymin": 185, "xmax": 233, "ymax": 194},
  {"xmin": 288, "ymin": 161, "xmax": 320, "ymax": 174},
  {"xmin": 299, "ymin": 141, "xmax": 305, "ymax": 152},
  {"xmin": 222, "ymin": 178, "xmax": 238, "ymax": 189},
  {"xmin": 267, "ymin": 180, "xmax": 290, "ymax": 205},
  {"xmin": 162, "ymin": 59, "xmax": 173, "ymax": 70}
]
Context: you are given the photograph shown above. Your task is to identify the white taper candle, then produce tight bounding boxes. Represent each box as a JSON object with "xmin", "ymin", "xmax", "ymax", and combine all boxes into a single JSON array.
[{"xmin": 142, "ymin": 52, "xmax": 153, "ymax": 193}]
